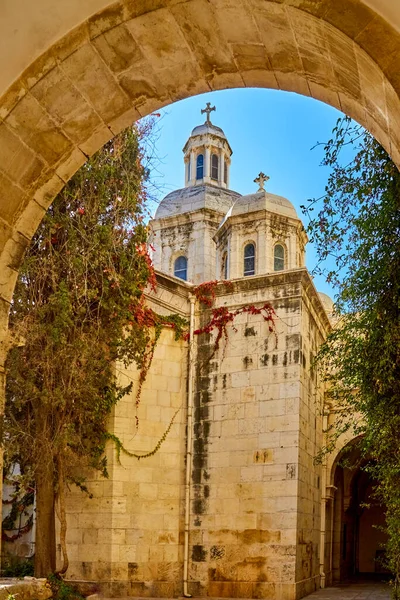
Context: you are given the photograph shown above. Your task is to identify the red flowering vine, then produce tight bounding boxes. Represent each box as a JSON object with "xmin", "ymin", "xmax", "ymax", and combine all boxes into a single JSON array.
[
  {"xmin": 130, "ymin": 298, "xmax": 188, "ymax": 424},
  {"xmin": 188, "ymin": 280, "xmax": 276, "ymax": 356},
  {"xmin": 190, "ymin": 303, "xmax": 276, "ymax": 354},
  {"xmin": 2, "ymin": 484, "xmax": 35, "ymax": 543},
  {"xmin": 193, "ymin": 280, "xmax": 219, "ymax": 307}
]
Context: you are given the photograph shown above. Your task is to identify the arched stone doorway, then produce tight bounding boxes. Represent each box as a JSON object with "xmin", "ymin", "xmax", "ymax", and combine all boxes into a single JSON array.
[{"xmin": 328, "ymin": 441, "xmax": 388, "ymax": 584}]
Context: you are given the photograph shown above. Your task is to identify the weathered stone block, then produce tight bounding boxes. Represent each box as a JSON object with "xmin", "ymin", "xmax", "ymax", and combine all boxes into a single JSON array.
[
  {"xmin": 61, "ymin": 44, "xmax": 131, "ymax": 123},
  {"xmin": 6, "ymin": 93, "xmax": 73, "ymax": 166}
]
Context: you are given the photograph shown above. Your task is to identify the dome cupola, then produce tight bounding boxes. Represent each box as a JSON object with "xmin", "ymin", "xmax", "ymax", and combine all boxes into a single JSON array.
[
  {"xmin": 214, "ymin": 172, "xmax": 308, "ymax": 279},
  {"xmin": 150, "ymin": 107, "xmax": 238, "ymax": 284},
  {"xmin": 183, "ymin": 103, "xmax": 232, "ymax": 189}
]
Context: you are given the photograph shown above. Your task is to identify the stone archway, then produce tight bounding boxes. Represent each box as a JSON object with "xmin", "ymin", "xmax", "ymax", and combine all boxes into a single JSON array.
[{"xmin": 1, "ymin": 0, "xmax": 400, "ymax": 584}]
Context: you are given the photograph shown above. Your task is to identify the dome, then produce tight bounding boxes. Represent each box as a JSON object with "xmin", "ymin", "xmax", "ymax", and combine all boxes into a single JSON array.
[
  {"xmin": 181, "ymin": 106, "xmax": 233, "ymax": 189},
  {"xmin": 182, "ymin": 120, "xmax": 232, "ymax": 157},
  {"xmin": 190, "ymin": 122, "xmax": 227, "ymax": 141},
  {"xmin": 154, "ymin": 184, "xmax": 241, "ymax": 219},
  {"xmin": 230, "ymin": 190, "xmax": 298, "ymax": 219},
  {"xmin": 318, "ymin": 292, "xmax": 335, "ymax": 321}
]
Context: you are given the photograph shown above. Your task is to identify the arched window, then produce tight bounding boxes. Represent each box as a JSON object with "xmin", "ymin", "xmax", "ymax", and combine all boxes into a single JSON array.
[
  {"xmin": 221, "ymin": 251, "xmax": 228, "ymax": 280},
  {"xmin": 244, "ymin": 243, "xmax": 255, "ymax": 276},
  {"xmin": 274, "ymin": 244, "xmax": 285, "ymax": 271},
  {"xmin": 174, "ymin": 256, "xmax": 188, "ymax": 281},
  {"xmin": 196, "ymin": 154, "xmax": 204, "ymax": 180},
  {"xmin": 224, "ymin": 162, "xmax": 228, "ymax": 184},
  {"xmin": 211, "ymin": 154, "xmax": 219, "ymax": 180}
]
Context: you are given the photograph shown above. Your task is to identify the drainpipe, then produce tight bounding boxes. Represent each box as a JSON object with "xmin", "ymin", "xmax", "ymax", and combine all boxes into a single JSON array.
[
  {"xmin": 183, "ymin": 294, "xmax": 195, "ymax": 597},
  {"xmin": 319, "ymin": 413, "xmax": 328, "ymax": 588}
]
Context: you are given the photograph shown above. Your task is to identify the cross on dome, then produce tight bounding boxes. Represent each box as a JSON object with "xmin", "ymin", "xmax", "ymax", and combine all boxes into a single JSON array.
[
  {"xmin": 254, "ymin": 172, "xmax": 270, "ymax": 191},
  {"xmin": 201, "ymin": 102, "xmax": 216, "ymax": 124}
]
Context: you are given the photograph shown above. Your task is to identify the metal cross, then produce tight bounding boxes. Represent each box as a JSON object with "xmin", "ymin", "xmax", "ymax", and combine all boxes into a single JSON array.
[
  {"xmin": 254, "ymin": 172, "xmax": 270, "ymax": 191},
  {"xmin": 201, "ymin": 102, "xmax": 216, "ymax": 124}
]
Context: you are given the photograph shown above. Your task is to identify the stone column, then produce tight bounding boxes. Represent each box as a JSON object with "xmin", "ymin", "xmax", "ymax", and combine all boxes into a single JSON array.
[
  {"xmin": 219, "ymin": 151, "xmax": 225, "ymax": 187},
  {"xmin": 204, "ymin": 145, "xmax": 210, "ymax": 181},
  {"xmin": 230, "ymin": 230, "xmax": 239, "ymax": 278},
  {"xmin": 190, "ymin": 151, "xmax": 196, "ymax": 185},
  {"xmin": 324, "ymin": 487, "xmax": 336, "ymax": 587},
  {"xmin": 226, "ymin": 236, "xmax": 231, "ymax": 279},
  {"xmin": 330, "ymin": 483, "xmax": 340, "ymax": 583},
  {"xmin": 256, "ymin": 229, "xmax": 266, "ymax": 275},
  {"xmin": 185, "ymin": 158, "xmax": 189, "ymax": 187}
]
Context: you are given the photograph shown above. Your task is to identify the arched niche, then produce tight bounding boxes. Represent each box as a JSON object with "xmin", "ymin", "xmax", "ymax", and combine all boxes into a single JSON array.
[{"xmin": 326, "ymin": 439, "xmax": 388, "ymax": 584}]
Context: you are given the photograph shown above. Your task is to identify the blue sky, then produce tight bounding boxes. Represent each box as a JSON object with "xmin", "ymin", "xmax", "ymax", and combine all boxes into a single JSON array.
[{"xmin": 147, "ymin": 88, "xmax": 347, "ymax": 299}]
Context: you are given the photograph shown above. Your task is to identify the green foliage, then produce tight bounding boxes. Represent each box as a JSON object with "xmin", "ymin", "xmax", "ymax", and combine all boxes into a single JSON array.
[
  {"xmin": 47, "ymin": 574, "xmax": 84, "ymax": 600},
  {"xmin": 304, "ymin": 116, "xmax": 400, "ymax": 595},
  {"xmin": 158, "ymin": 313, "xmax": 188, "ymax": 341},
  {"xmin": 4, "ymin": 122, "xmax": 159, "ymax": 575},
  {"xmin": 2, "ymin": 554, "xmax": 34, "ymax": 577},
  {"xmin": 6, "ymin": 124, "xmax": 154, "ymax": 474}
]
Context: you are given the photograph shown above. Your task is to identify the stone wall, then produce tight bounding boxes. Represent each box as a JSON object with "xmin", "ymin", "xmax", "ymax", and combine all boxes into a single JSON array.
[
  {"xmin": 152, "ymin": 211, "xmax": 221, "ymax": 284},
  {"xmin": 295, "ymin": 284, "xmax": 326, "ymax": 598},
  {"xmin": 185, "ymin": 270, "xmax": 329, "ymax": 599},
  {"xmin": 218, "ymin": 212, "xmax": 306, "ymax": 280},
  {"xmin": 64, "ymin": 276, "xmax": 190, "ymax": 597},
  {"xmin": 64, "ymin": 270, "xmax": 330, "ymax": 599}
]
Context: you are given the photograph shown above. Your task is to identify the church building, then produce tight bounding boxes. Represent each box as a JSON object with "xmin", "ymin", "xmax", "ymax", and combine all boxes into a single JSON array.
[{"xmin": 52, "ymin": 108, "xmax": 386, "ymax": 599}]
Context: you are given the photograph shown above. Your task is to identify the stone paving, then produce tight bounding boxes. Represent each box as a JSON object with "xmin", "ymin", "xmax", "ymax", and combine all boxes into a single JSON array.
[{"xmin": 306, "ymin": 580, "xmax": 390, "ymax": 599}]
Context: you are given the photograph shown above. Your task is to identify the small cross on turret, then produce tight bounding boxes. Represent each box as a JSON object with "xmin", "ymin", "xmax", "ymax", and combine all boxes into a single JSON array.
[
  {"xmin": 254, "ymin": 172, "xmax": 270, "ymax": 191},
  {"xmin": 201, "ymin": 102, "xmax": 216, "ymax": 124}
]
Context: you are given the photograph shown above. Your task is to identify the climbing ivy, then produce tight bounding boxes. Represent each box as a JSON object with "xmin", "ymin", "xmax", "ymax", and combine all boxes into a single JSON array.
[
  {"xmin": 2, "ymin": 478, "xmax": 34, "ymax": 543},
  {"xmin": 190, "ymin": 280, "xmax": 276, "ymax": 357},
  {"xmin": 131, "ymin": 307, "xmax": 188, "ymax": 423},
  {"xmin": 4, "ymin": 119, "xmax": 185, "ymax": 578},
  {"xmin": 303, "ymin": 116, "xmax": 400, "ymax": 595}
]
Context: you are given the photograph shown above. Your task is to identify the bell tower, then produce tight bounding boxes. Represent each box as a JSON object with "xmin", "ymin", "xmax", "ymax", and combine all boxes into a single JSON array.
[
  {"xmin": 150, "ymin": 106, "xmax": 240, "ymax": 284},
  {"xmin": 183, "ymin": 103, "xmax": 232, "ymax": 189}
]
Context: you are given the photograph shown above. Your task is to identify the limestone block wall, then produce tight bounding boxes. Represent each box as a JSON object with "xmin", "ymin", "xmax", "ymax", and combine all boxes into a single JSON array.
[
  {"xmin": 63, "ymin": 270, "xmax": 329, "ymax": 600},
  {"xmin": 65, "ymin": 277, "xmax": 190, "ymax": 597},
  {"xmin": 150, "ymin": 217, "xmax": 194, "ymax": 278},
  {"xmin": 151, "ymin": 211, "xmax": 221, "ymax": 284},
  {"xmin": 187, "ymin": 270, "xmax": 329, "ymax": 600},
  {"xmin": 295, "ymin": 287, "xmax": 328, "ymax": 598}
]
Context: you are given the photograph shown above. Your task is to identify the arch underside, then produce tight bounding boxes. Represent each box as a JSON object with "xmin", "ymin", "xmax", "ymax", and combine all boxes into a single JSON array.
[{"xmin": 0, "ymin": 0, "xmax": 400, "ymax": 340}]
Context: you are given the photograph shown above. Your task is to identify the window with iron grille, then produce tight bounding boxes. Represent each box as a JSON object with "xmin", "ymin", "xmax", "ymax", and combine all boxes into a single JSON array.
[
  {"xmin": 211, "ymin": 154, "xmax": 219, "ymax": 180},
  {"xmin": 244, "ymin": 243, "xmax": 255, "ymax": 276},
  {"xmin": 274, "ymin": 244, "xmax": 285, "ymax": 271},
  {"xmin": 196, "ymin": 154, "xmax": 204, "ymax": 180},
  {"xmin": 174, "ymin": 256, "xmax": 188, "ymax": 281}
]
